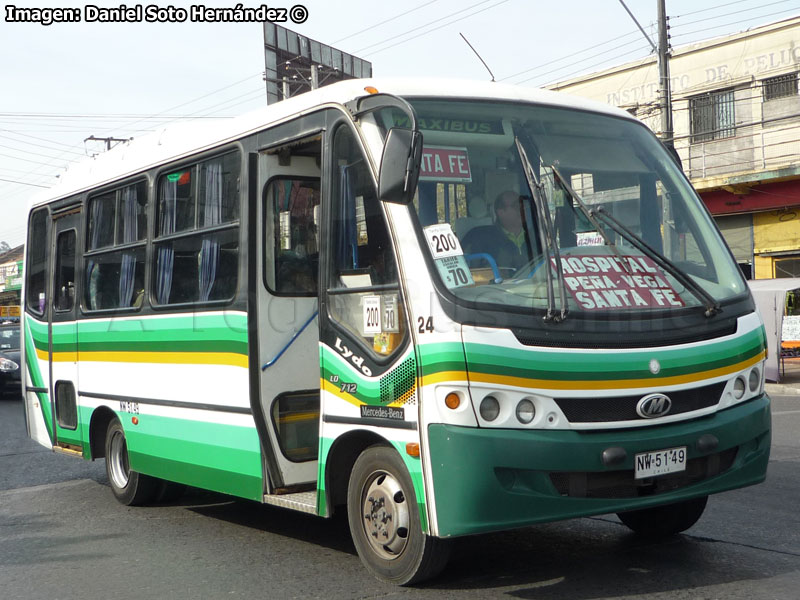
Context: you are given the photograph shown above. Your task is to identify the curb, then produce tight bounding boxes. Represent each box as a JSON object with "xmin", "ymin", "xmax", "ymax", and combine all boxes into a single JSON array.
[{"xmin": 764, "ymin": 383, "xmax": 800, "ymax": 396}]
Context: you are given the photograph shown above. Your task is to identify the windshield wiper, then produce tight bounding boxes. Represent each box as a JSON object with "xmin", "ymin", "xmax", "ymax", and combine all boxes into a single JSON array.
[
  {"xmin": 514, "ymin": 137, "xmax": 568, "ymax": 322},
  {"xmin": 549, "ymin": 164, "xmax": 721, "ymax": 318}
]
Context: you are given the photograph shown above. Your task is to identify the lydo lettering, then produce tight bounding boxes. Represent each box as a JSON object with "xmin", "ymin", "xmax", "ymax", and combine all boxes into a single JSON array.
[{"xmin": 334, "ymin": 337, "xmax": 372, "ymax": 377}]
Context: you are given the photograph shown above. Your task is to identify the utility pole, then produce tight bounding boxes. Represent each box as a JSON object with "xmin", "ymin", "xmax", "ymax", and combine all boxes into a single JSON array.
[
  {"xmin": 657, "ymin": 0, "xmax": 674, "ymax": 148},
  {"xmin": 617, "ymin": 1, "xmax": 674, "ymax": 148}
]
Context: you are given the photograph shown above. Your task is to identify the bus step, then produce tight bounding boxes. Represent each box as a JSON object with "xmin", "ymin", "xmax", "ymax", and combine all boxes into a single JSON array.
[
  {"xmin": 262, "ymin": 490, "xmax": 317, "ymax": 514},
  {"xmin": 52, "ymin": 444, "xmax": 83, "ymax": 457}
]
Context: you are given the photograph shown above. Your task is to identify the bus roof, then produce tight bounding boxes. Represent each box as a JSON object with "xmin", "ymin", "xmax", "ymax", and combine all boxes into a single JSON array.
[{"xmin": 29, "ymin": 78, "xmax": 636, "ymax": 209}]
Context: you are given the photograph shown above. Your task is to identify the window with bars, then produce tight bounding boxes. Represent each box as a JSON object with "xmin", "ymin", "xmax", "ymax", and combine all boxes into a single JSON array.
[
  {"xmin": 762, "ymin": 72, "xmax": 798, "ymax": 101},
  {"xmin": 690, "ymin": 89, "xmax": 736, "ymax": 143}
]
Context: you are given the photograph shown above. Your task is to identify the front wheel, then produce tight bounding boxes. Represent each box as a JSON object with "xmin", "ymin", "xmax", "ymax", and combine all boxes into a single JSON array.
[
  {"xmin": 617, "ymin": 496, "xmax": 708, "ymax": 538},
  {"xmin": 104, "ymin": 418, "xmax": 157, "ymax": 506},
  {"xmin": 347, "ymin": 445, "xmax": 450, "ymax": 585}
]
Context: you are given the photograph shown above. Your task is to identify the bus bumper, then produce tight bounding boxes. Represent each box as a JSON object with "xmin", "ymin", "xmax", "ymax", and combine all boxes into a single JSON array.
[{"xmin": 427, "ymin": 394, "xmax": 770, "ymax": 537}]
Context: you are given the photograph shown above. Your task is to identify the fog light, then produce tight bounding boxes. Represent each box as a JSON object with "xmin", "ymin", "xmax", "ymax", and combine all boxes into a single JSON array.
[
  {"xmin": 479, "ymin": 395, "xmax": 500, "ymax": 421},
  {"xmin": 516, "ymin": 399, "xmax": 535, "ymax": 424},
  {"xmin": 748, "ymin": 367, "xmax": 761, "ymax": 392},
  {"xmin": 733, "ymin": 376, "xmax": 746, "ymax": 399}
]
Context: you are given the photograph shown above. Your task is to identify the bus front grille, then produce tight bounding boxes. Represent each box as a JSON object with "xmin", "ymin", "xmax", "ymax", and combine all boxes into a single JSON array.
[{"xmin": 553, "ymin": 382, "xmax": 726, "ymax": 423}]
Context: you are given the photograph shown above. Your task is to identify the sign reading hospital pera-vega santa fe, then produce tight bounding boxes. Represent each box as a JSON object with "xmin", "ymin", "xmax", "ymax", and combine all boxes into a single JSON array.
[{"xmin": 553, "ymin": 253, "xmax": 685, "ymax": 310}]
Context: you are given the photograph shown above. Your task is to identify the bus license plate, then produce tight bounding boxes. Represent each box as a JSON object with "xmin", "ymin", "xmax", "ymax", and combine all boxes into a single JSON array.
[{"xmin": 634, "ymin": 446, "xmax": 687, "ymax": 479}]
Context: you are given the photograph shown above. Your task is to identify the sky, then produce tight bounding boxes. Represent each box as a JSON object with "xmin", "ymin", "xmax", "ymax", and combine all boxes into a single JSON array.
[{"xmin": 2, "ymin": 0, "xmax": 800, "ymax": 248}]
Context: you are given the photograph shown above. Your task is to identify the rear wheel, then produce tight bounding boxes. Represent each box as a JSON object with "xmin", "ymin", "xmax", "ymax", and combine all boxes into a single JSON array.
[
  {"xmin": 347, "ymin": 445, "xmax": 450, "ymax": 585},
  {"xmin": 104, "ymin": 418, "xmax": 157, "ymax": 506},
  {"xmin": 617, "ymin": 496, "xmax": 708, "ymax": 538}
]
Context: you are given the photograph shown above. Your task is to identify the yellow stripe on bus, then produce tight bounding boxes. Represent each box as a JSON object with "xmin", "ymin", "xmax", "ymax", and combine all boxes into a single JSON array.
[
  {"xmin": 460, "ymin": 352, "xmax": 765, "ymax": 391},
  {"xmin": 46, "ymin": 350, "xmax": 248, "ymax": 368},
  {"xmin": 320, "ymin": 378, "xmax": 409, "ymax": 408}
]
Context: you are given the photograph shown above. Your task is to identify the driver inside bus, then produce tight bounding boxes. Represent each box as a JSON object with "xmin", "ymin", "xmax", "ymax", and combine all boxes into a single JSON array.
[{"xmin": 462, "ymin": 190, "xmax": 532, "ymax": 271}]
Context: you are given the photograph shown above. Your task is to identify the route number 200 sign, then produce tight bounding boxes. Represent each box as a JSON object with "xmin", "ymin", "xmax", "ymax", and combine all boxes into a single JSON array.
[{"xmin": 423, "ymin": 224, "xmax": 474, "ymax": 289}]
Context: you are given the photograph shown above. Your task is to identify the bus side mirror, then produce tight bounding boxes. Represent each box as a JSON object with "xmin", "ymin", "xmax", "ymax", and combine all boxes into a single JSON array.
[{"xmin": 378, "ymin": 128, "xmax": 422, "ymax": 204}]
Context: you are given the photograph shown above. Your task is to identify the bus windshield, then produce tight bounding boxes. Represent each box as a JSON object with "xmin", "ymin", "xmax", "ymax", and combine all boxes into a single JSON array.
[{"xmin": 379, "ymin": 99, "xmax": 747, "ymax": 318}]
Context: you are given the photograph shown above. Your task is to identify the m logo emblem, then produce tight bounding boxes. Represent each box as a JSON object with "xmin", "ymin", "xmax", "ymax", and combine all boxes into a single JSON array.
[{"xmin": 636, "ymin": 393, "xmax": 672, "ymax": 418}]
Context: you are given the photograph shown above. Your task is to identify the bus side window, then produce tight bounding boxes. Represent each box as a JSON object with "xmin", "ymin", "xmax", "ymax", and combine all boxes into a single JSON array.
[
  {"xmin": 26, "ymin": 208, "xmax": 49, "ymax": 316},
  {"xmin": 54, "ymin": 230, "xmax": 76, "ymax": 312},
  {"xmin": 327, "ymin": 125, "xmax": 405, "ymax": 357},
  {"xmin": 153, "ymin": 152, "xmax": 240, "ymax": 306},
  {"xmin": 85, "ymin": 181, "xmax": 147, "ymax": 311},
  {"xmin": 264, "ymin": 177, "xmax": 320, "ymax": 295}
]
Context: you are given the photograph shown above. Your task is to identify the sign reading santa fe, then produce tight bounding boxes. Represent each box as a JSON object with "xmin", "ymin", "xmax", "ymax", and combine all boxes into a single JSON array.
[
  {"xmin": 419, "ymin": 146, "xmax": 472, "ymax": 182},
  {"xmin": 552, "ymin": 253, "xmax": 686, "ymax": 310}
]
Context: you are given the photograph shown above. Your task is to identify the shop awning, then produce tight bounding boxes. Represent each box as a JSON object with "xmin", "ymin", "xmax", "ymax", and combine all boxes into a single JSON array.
[{"xmin": 747, "ymin": 278, "xmax": 800, "ymax": 382}]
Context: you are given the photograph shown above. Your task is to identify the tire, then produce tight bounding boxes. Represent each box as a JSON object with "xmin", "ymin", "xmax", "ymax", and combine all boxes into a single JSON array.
[
  {"xmin": 347, "ymin": 445, "xmax": 450, "ymax": 585},
  {"xmin": 104, "ymin": 418, "xmax": 157, "ymax": 506},
  {"xmin": 617, "ymin": 496, "xmax": 709, "ymax": 538}
]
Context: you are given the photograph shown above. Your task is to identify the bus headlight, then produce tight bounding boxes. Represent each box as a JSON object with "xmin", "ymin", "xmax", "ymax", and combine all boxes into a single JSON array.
[
  {"xmin": 479, "ymin": 395, "xmax": 500, "ymax": 421},
  {"xmin": 748, "ymin": 367, "xmax": 761, "ymax": 392},
  {"xmin": 516, "ymin": 399, "xmax": 535, "ymax": 424},
  {"xmin": 733, "ymin": 376, "xmax": 746, "ymax": 399}
]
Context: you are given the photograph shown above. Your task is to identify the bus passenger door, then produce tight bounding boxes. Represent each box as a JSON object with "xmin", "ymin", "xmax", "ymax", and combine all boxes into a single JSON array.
[
  {"xmin": 318, "ymin": 121, "xmax": 418, "ymax": 451},
  {"xmin": 49, "ymin": 208, "xmax": 82, "ymax": 452},
  {"xmin": 255, "ymin": 129, "xmax": 323, "ymax": 490}
]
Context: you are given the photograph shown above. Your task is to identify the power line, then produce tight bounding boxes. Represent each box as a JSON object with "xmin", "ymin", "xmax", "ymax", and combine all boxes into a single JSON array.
[
  {"xmin": 501, "ymin": 30, "xmax": 643, "ymax": 82},
  {"xmin": 352, "ymin": 0, "xmax": 503, "ymax": 55},
  {"xmin": 670, "ymin": 8, "xmax": 800, "ymax": 42},
  {"xmin": 670, "ymin": 0, "xmax": 797, "ymax": 31},
  {"xmin": 0, "ymin": 177, "xmax": 49, "ymax": 188},
  {"xmin": 0, "ymin": 130, "xmax": 85, "ymax": 153},
  {"xmin": 189, "ymin": 88, "xmax": 267, "ymax": 118},
  {"xmin": 0, "ymin": 112, "xmax": 232, "ymax": 120},
  {"xmin": 0, "ymin": 142, "xmax": 81, "ymax": 162},
  {"xmin": 0, "ymin": 151, "xmax": 73, "ymax": 168},
  {"xmin": 367, "ymin": 0, "xmax": 513, "ymax": 58},
  {"xmin": 672, "ymin": 0, "xmax": 768, "ymax": 20},
  {"xmin": 0, "ymin": 164, "xmax": 60, "ymax": 175},
  {"xmin": 521, "ymin": 43, "xmax": 654, "ymax": 86},
  {"xmin": 332, "ymin": 0, "xmax": 445, "ymax": 44}
]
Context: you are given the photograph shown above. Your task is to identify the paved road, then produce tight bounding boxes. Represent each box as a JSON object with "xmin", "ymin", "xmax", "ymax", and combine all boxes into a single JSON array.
[{"xmin": 1, "ymin": 394, "xmax": 798, "ymax": 599}]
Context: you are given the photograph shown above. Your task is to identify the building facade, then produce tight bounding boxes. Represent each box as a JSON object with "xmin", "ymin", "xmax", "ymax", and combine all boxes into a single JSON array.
[
  {"xmin": 548, "ymin": 16, "xmax": 800, "ymax": 279},
  {"xmin": 0, "ymin": 245, "xmax": 24, "ymax": 315}
]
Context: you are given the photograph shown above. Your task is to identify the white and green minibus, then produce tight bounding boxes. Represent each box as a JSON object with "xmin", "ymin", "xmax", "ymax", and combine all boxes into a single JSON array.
[{"xmin": 22, "ymin": 79, "xmax": 771, "ymax": 584}]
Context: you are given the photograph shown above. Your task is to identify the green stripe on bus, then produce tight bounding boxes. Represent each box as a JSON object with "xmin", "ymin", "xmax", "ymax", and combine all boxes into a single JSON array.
[
  {"xmin": 46, "ymin": 313, "xmax": 249, "ymax": 356},
  {"xmin": 320, "ymin": 347, "xmax": 416, "ymax": 406},
  {"xmin": 417, "ymin": 343, "xmax": 467, "ymax": 378},
  {"xmin": 391, "ymin": 440, "xmax": 428, "ymax": 534},
  {"xmin": 24, "ymin": 318, "xmax": 53, "ymax": 442},
  {"xmin": 27, "ymin": 317, "xmax": 48, "ymax": 352},
  {"xmin": 123, "ymin": 412, "xmax": 262, "ymax": 501},
  {"xmin": 316, "ymin": 437, "xmax": 428, "ymax": 532},
  {"xmin": 417, "ymin": 326, "xmax": 765, "ymax": 382}
]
